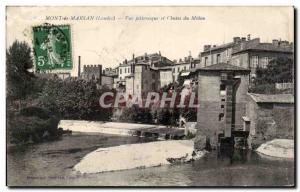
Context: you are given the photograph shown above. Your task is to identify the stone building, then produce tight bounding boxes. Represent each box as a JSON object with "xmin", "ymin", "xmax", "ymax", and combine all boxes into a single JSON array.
[
  {"xmin": 80, "ymin": 64, "xmax": 119, "ymax": 89},
  {"xmin": 231, "ymin": 38, "xmax": 293, "ymax": 78},
  {"xmin": 199, "ymin": 35, "xmax": 293, "ymax": 79},
  {"xmin": 172, "ymin": 56, "xmax": 200, "ymax": 82},
  {"xmin": 245, "ymin": 93, "xmax": 294, "ymax": 148},
  {"xmin": 158, "ymin": 67, "xmax": 173, "ymax": 88},
  {"xmin": 115, "ymin": 52, "xmax": 174, "ymax": 97},
  {"xmin": 194, "ymin": 63, "xmax": 250, "ymax": 150},
  {"xmin": 102, "ymin": 68, "xmax": 118, "ymax": 89},
  {"xmin": 126, "ymin": 64, "xmax": 160, "ymax": 97},
  {"xmin": 81, "ymin": 64, "xmax": 102, "ymax": 83},
  {"xmin": 117, "ymin": 52, "xmax": 173, "ymax": 82},
  {"xmin": 200, "ymin": 41, "xmax": 235, "ymax": 67}
]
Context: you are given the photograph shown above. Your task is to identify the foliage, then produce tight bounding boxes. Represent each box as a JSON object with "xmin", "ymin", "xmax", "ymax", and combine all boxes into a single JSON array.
[
  {"xmin": 155, "ymin": 108, "xmax": 180, "ymax": 126},
  {"xmin": 38, "ymin": 78, "xmax": 113, "ymax": 121},
  {"xmin": 6, "ymin": 40, "xmax": 34, "ymax": 101},
  {"xmin": 7, "ymin": 107, "xmax": 60, "ymax": 144},
  {"xmin": 119, "ymin": 106, "xmax": 153, "ymax": 124},
  {"xmin": 250, "ymin": 56, "xmax": 294, "ymax": 93}
]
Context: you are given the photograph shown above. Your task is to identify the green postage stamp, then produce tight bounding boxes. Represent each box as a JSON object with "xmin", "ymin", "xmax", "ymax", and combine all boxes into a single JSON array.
[{"xmin": 32, "ymin": 24, "xmax": 72, "ymax": 71}]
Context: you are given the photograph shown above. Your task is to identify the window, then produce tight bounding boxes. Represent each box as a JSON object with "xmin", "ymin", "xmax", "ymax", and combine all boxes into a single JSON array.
[
  {"xmin": 220, "ymin": 84, "xmax": 226, "ymax": 96},
  {"xmin": 217, "ymin": 54, "xmax": 221, "ymax": 64},
  {"xmin": 251, "ymin": 56, "xmax": 259, "ymax": 68},
  {"xmin": 125, "ymin": 68, "xmax": 127, "ymax": 73},
  {"xmin": 204, "ymin": 57, "xmax": 208, "ymax": 66},
  {"xmin": 220, "ymin": 84, "xmax": 226, "ymax": 91},
  {"xmin": 172, "ymin": 68, "xmax": 175, "ymax": 73},
  {"xmin": 178, "ymin": 67, "xmax": 180, "ymax": 72},
  {"xmin": 261, "ymin": 57, "xmax": 269, "ymax": 68},
  {"xmin": 219, "ymin": 113, "xmax": 224, "ymax": 121},
  {"xmin": 120, "ymin": 68, "xmax": 122, "ymax": 74},
  {"xmin": 221, "ymin": 105, "xmax": 224, "ymax": 108},
  {"xmin": 184, "ymin": 66, "xmax": 186, "ymax": 71}
]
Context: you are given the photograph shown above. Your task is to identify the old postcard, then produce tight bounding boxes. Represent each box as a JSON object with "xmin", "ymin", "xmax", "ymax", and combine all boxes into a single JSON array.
[{"xmin": 6, "ymin": 6, "xmax": 295, "ymax": 187}]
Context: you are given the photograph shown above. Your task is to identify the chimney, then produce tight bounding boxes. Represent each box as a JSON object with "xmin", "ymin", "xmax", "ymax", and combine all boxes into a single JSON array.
[
  {"xmin": 241, "ymin": 37, "xmax": 246, "ymax": 42},
  {"xmin": 233, "ymin": 37, "xmax": 241, "ymax": 44},
  {"xmin": 203, "ymin": 45, "xmax": 211, "ymax": 51},
  {"xmin": 247, "ymin": 34, "xmax": 251, "ymax": 41},
  {"xmin": 213, "ymin": 45, "xmax": 216, "ymax": 48},
  {"xmin": 99, "ymin": 64, "xmax": 102, "ymax": 85},
  {"xmin": 78, "ymin": 56, "xmax": 81, "ymax": 77},
  {"xmin": 272, "ymin": 39, "xmax": 279, "ymax": 46}
]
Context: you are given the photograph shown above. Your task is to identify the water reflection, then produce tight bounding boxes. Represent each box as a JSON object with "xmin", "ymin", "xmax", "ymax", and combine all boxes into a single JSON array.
[{"xmin": 7, "ymin": 134, "xmax": 294, "ymax": 186}]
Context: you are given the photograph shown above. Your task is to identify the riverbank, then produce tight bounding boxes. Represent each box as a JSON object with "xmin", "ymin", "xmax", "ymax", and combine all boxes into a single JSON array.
[
  {"xmin": 74, "ymin": 140, "xmax": 204, "ymax": 174},
  {"xmin": 59, "ymin": 120, "xmax": 167, "ymax": 135},
  {"xmin": 256, "ymin": 139, "xmax": 294, "ymax": 159}
]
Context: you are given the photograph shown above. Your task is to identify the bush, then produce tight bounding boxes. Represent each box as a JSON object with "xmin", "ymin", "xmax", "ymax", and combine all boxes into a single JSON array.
[
  {"xmin": 118, "ymin": 106, "xmax": 153, "ymax": 124},
  {"xmin": 38, "ymin": 79, "xmax": 113, "ymax": 121},
  {"xmin": 7, "ymin": 107, "xmax": 60, "ymax": 144}
]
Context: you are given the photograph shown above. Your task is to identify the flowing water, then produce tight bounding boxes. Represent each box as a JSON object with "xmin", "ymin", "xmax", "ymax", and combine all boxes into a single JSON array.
[{"xmin": 7, "ymin": 133, "xmax": 294, "ymax": 187}]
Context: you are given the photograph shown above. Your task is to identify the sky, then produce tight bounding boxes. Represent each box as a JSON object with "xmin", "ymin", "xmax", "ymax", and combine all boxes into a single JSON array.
[{"xmin": 6, "ymin": 6, "xmax": 294, "ymax": 76}]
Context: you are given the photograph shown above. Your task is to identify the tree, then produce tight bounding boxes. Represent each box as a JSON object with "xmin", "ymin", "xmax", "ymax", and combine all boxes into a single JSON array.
[
  {"xmin": 38, "ymin": 79, "xmax": 113, "ymax": 121},
  {"xmin": 6, "ymin": 40, "xmax": 34, "ymax": 103},
  {"xmin": 251, "ymin": 56, "xmax": 294, "ymax": 94}
]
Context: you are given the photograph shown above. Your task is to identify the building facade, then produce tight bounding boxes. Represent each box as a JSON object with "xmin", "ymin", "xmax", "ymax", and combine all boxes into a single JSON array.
[
  {"xmin": 81, "ymin": 64, "xmax": 102, "ymax": 83},
  {"xmin": 245, "ymin": 93, "xmax": 294, "ymax": 148},
  {"xmin": 194, "ymin": 63, "xmax": 250, "ymax": 150},
  {"xmin": 199, "ymin": 36, "xmax": 293, "ymax": 79},
  {"xmin": 172, "ymin": 56, "xmax": 200, "ymax": 82},
  {"xmin": 231, "ymin": 38, "xmax": 293, "ymax": 78}
]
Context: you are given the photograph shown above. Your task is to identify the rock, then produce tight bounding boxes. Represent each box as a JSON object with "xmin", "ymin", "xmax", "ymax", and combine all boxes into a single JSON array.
[{"xmin": 256, "ymin": 139, "xmax": 294, "ymax": 159}]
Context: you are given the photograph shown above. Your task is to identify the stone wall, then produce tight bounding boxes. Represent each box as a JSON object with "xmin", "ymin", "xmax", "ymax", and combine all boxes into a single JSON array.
[
  {"xmin": 246, "ymin": 98, "xmax": 294, "ymax": 148},
  {"xmin": 195, "ymin": 70, "xmax": 250, "ymax": 150}
]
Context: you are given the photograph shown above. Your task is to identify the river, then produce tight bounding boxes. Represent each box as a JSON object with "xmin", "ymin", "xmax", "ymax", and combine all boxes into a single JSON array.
[{"xmin": 7, "ymin": 133, "xmax": 294, "ymax": 186}]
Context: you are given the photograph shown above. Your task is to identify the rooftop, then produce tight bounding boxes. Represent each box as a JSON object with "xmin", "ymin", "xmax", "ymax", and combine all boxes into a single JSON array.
[
  {"xmin": 248, "ymin": 93, "xmax": 294, "ymax": 104},
  {"xmin": 232, "ymin": 42, "xmax": 293, "ymax": 54},
  {"xmin": 202, "ymin": 42, "xmax": 235, "ymax": 53}
]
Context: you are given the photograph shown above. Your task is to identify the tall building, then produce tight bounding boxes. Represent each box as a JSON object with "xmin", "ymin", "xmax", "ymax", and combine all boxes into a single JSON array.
[
  {"xmin": 194, "ymin": 63, "xmax": 250, "ymax": 150},
  {"xmin": 231, "ymin": 38, "xmax": 293, "ymax": 78},
  {"xmin": 80, "ymin": 64, "xmax": 119, "ymax": 89},
  {"xmin": 199, "ymin": 35, "xmax": 293, "ymax": 79},
  {"xmin": 116, "ymin": 52, "xmax": 174, "ymax": 97},
  {"xmin": 81, "ymin": 64, "xmax": 102, "ymax": 84}
]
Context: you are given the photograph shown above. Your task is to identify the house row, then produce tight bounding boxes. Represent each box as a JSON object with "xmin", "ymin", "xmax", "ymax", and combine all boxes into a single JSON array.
[{"xmin": 78, "ymin": 35, "xmax": 293, "ymax": 98}]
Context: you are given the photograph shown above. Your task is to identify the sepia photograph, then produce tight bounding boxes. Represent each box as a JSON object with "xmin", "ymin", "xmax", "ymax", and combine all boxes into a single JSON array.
[{"xmin": 5, "ymin": 6, "xmax": 295, "ymax": 187}]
